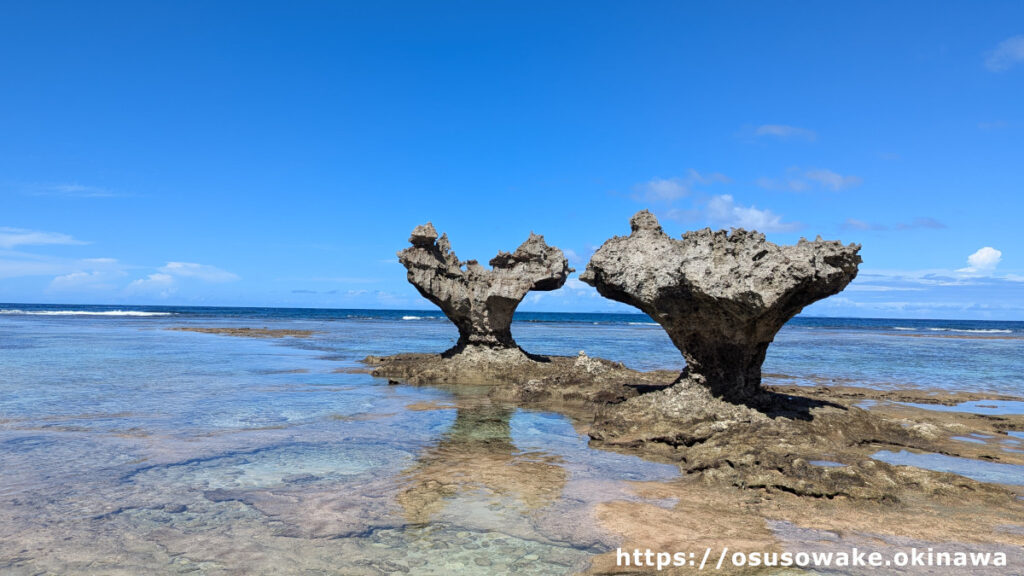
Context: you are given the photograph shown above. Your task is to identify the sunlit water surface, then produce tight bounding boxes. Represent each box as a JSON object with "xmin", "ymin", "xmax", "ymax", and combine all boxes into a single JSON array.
[{"xmin": 1, "ymin": 306, "xmax": 1023, "ymax": 574}]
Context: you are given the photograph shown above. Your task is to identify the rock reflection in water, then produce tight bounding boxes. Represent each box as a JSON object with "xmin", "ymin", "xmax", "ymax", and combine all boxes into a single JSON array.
[{"xmin": 397, "ymin": 397, "xmax": 568, "ymax": 525}]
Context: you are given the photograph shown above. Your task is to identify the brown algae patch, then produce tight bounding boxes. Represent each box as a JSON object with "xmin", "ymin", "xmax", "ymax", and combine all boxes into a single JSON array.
[
  {"xmin": 332, "ymin": 366, "xmax": 373, "ymax": 374},
  {"xmin": 327, "ymin": 412, "xmax": 398, "ymax": 422},
  {"xmin": 167, "ymin": 327, "xmax": 315, "ymax": 338},
  {"xmin": 405, "ymin": 400, "xmax": 456, "ymax": 412}
]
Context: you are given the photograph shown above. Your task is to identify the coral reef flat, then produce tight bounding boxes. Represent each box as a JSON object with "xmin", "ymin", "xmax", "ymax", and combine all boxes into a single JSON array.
[
  {"xmin": 167, "ymin": 327, "xmax": 315, "ymax": 338},
  {"xmin": 371, "ymin": 353, "xmax": 1024, "ymax": 573},
  {"xmin": 3, "ymin": 307, "xmax": 1023, "ymax": 575},
  {"xmin": 359, "ymin": 212, "xmax": 1024, "ymax": 573}
]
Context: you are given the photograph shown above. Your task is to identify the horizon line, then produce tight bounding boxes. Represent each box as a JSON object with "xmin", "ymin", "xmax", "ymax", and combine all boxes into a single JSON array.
[{"xmin": 0, "ymin": 301, "xmax": 1019, "ymax": 324}]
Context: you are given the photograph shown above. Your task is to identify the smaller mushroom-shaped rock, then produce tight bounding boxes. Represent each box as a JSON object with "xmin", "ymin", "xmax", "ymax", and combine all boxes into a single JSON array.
[
  {"xmin": 398, "ymin": 224, "xmax": 572, "ymax": 353},
  {"xmin": 581, "ymin": 210, "xmax": 861, "ymax": 401}
]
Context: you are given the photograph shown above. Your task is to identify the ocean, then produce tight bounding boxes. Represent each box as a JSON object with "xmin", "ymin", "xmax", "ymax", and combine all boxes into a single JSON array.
[{"xmin": 1, "ymin": 304, "xmax": 1023, "ymax": 574}]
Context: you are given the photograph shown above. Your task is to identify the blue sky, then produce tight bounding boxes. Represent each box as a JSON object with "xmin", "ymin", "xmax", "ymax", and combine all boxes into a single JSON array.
[{"xmin": 2, "ymin": 1, "xmax": 1023, "ymax": 319}]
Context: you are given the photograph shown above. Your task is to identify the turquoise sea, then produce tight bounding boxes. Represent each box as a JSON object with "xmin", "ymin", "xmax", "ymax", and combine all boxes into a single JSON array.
[{"xmin": 1, "ymin": 304, "xmax": 1023, "ymax": 574}]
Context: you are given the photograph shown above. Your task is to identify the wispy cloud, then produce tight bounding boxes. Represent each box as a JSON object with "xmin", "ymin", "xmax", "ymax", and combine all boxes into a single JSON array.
[
  {"xmin": 753, "ymin": 124, "xmax": 817, "ymax": 142},
  {"xmin": 803, "ymin": 169, "xmax": 862, "ymax": 191},
  {"xmin": 809, "ymin": 266, "xmax": 1024, "ymax": 319},
  {"xmin": 23, "ymin": 183, "xmax": 123, "ymax": 198},
  {"xmin": 632, "ymin": 170, "xmax": 729, "ymax": 203},
  {"xmin": 123, "ymin": 261, "xmax": 240, "ymax": 297},
  {"xmin": 985, "ymin": 35, "xmax": 1024, "ymax": 72},
  {"xmin": 845, "ymin": 284, "xmax": 925, "ymax": 293},
  {"xmin": 0, "ymin": 227, "xmax": 87, "ymax": 249},
  {"xmin": 842, "ymin": 217, "xmax": 946, "ymax": 232},
  {"xmin": 757, "ymin": 168, "xmax": 861, "ymax": 192},
  {"xmin": 159, "ymin": 262, "xmax": 239, "ymax": 283},
  {"xmin": 849, "ymin": 247, "xmax": 1016, "ymax": 292},
  {"xmin": 0, "ymin": 256, "xmax": 69, "ymax": 279}
]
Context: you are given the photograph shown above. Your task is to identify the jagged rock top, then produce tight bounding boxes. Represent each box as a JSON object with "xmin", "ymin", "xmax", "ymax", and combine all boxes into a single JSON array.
[
  {"xmin": 583, "ymin": 210, "xmax": 861, "ymax": 315},
  {"xmin": 582, "ymin": 210, "xmax": 861, "ymax": 400},
  {"xmin": 398, "ymin": 223, "xmax": 572, "ymax": 351}
]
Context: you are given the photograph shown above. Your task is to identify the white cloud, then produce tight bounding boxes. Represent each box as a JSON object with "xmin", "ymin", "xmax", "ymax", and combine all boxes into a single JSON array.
[
  {"xmin": 757, "ymin": 168, "xmax": 861, "ymax": 192},
  {"xmin": 0, "ymin": 227, "xmax": 86, "ymax": 249},
  {"xmin": 958, "ymin": 247, "xmax": 1002, "ymax": 275},
  {"xmin": 632, "ymin": 170, "xmax": 729, "ymax": 203},
  {"xmin": 50, "ymin": 271, "xmax": 117, "ymax": 291},
  {"xmin": 985, "ymin": 35, "xmax": 1024, "ymax": 72},
  {"xmin": 122, "ymin": 261, "xmax": 239, "ymax": 297},
  {"xmin": 705, "ymin": 194, "xmax": 800, "ymax": 232},
  {"xmin": 160, "ymin": 261, "xmax": 239, "ymax": 282},
  {"xmin": 47, "ymin": 258, "xmax": 127, "ymax": 292},
  {"xmin": 126, "ymin": 273, "xmax": 176, "ymax": 297},
  {"xmin": 753, "ymin": 124, "xmax": 817, "ymax": 141}
]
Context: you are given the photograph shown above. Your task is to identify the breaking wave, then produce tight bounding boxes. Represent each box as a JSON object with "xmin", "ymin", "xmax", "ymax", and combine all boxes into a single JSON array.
[
  {"xmin": 927, "ymin": 328, "xmax": 1012, "ymax": 334},
  {"xmin": 0, "ymin": 309, "xmax": 172, "ymax": 317}
]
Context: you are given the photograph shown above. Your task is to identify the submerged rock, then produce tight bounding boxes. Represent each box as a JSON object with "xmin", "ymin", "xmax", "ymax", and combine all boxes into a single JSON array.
[
  {"xmin": 398, "ymin": 223, "xmax": 572, "ymax": 353},
  {"xmin": 581, "ymin": 210, "xmax": 861, "ymax": 401}
]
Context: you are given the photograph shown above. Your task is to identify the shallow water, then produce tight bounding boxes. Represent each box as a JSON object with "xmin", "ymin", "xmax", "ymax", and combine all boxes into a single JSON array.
[
  {"xmin": 0, "ymin": 312, "xmax": 683, "ymax": 574},
  {"xmin": 2, "ymin": 307, "xmax": 1023, "ymax": 574},
  {"xmin": 897, "ymin": 400, "xmax": 1024, "ymax": 416},
  {"xmin": 871, "ymin": 450, "xmax": 1024, "ymax": 486}
]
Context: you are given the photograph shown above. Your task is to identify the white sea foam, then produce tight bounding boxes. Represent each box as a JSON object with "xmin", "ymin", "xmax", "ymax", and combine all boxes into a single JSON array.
[
  {"xmin": 628, "ymin": 322, "xmax": 659, "ymax": 326},
  {"xmin": 0, "ymin": 309, "xmax": 172, "ymax": 317},
  {"xmin": 401, "ymin": 315, "xmax": 422, "ymax": 320},
  {"xmin": 927, "ymin": 328, "xmax": 1012, "ymax": 334},
  {"xmin": 892, "ymin": 327, "xmax": 917, "ymax": 331}
]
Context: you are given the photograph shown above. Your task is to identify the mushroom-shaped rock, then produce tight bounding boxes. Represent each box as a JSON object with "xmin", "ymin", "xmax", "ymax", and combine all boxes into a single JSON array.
[
  {"xmin": 398, "ymin": 224, "xmax": 572, "ymax": 352},
  {"xmin": 581, "ymin": 210, "xmax": 861, "ymax": 401}
]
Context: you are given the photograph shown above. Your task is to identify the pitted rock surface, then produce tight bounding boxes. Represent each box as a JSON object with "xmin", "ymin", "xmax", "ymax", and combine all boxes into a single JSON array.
[
  {"xmin": 581, "ymin": 210, "xmax": 861, "ymax": 400},
  {"xmin": 398, "ymin": 223, "xmax": 572, "ymax": 353}
]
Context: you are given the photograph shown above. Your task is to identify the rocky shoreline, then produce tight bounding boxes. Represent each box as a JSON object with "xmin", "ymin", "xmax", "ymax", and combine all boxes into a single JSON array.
[{"xmin": 364, "ymin": 212, "xmax": 1024, "ymax": 571}]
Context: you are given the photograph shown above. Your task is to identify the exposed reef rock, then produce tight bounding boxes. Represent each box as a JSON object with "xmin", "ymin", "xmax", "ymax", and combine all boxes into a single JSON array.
[
  {"xmin": 398, "ymin": 223, "xmax": 572, "ymax": 353},
  {"xmin": 581, "ymin": 210, "xmax": 861, "ymax": 401},
  {"xmin": 367, "ymin": 213, "xmax": 1024, "ymax": 516},
  {"xmin": 366, "ymin": 349, "xmax": 674, "ymax": 393}
]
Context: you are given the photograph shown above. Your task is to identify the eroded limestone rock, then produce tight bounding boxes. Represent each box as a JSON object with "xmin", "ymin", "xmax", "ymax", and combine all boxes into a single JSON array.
[
  {"xmin": 398, "ymin": 223, "xmax": 572, "ymax": 353},
  {"xmin": 581, "ymin": 210, "xmax": 861, "ymax": 400}
]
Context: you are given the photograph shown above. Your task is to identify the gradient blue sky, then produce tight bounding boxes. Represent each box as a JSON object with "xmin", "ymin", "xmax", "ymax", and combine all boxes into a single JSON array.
[{"xmin": 2, "ymin": 1, "xmax": 1023, "ymax": 318}]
